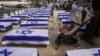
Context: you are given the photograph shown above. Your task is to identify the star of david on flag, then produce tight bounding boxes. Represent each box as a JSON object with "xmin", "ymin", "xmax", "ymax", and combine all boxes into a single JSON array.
[
  {"xmin": 16, "ymin": 30, "xmax": 33, "ymax": 35},
  {"xmin": 20, "ymin": 30, "xmax": 33, "ymax": 35},
  {"xmin": 0, "ymin": 47, "xmax": 38, "ymax": 56},
  {"xmin": 93, "ymin": 50, "xmax": 100, "ymax": 56},
  {"xmin": 0, "ymin": 49, "xmax": 12, "ymax": 56}
]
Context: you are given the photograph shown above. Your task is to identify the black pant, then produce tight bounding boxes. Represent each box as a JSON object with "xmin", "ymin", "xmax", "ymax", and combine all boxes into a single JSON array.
[{"xmin": 55, "ymin": 34, "xmax": 78, "ymax": 46}]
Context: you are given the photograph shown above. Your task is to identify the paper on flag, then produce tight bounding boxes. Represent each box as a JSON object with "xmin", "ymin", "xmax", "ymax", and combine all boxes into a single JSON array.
[
  {"xmin": 66, "ymin": 48, "xmax": 100, "ymax": 56},
  {"xmin": 0, "ymin": 47, "xmax": 38, "ymax": 56}
]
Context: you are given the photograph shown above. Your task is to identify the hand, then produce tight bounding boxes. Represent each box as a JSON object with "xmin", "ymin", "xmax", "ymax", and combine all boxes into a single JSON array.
[{"xmin": 89, "ymin": 8, "xmax": 94, "ymax": 13}]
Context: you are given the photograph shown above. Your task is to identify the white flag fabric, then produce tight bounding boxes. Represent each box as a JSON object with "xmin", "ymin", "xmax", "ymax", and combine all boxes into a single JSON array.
[
  {"xmin": 5, "ymin": 29, "xmax": 48, "ymax": 37},
  {"xmin": 0, "ymin": 47, "xmax": 38, "ymax": 56},
  {"xmin": 0, "ymin": 22, "xmax": 12, "ymax": 28},
  {"xmin": 66, "ymin": 48, "xmax": 100, "ymax": 56}
]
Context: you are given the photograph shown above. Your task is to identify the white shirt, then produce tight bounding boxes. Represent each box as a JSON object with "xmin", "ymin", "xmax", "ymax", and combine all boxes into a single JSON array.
[{"xmin": 71, "ymin": 3, "xmax": 83, "ymax": 13}]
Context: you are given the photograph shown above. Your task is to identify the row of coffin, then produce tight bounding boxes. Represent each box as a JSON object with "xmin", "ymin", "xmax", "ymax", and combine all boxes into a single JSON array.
[
  {"xmin": 0, "ymin": 7, "xmax": 52, "ymax": 31},
  {"xmin": 0, "ymin": 7, "xmax": 51, "ymax": 56},
  {"xmin": 0, "ymin": 7, "xmax": 52, "ymax": 45},
  {"xmin": 0, "ymin": 47, "xmax": 99, "ymax": 56}
]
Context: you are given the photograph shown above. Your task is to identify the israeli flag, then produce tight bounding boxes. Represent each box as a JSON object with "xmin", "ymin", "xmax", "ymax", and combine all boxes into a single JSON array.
[
  {"xmin": 66, "ymin": 48, "xmax": 100, "ymax": 56},
  {"xmin": 0, "ymin": 47, "xmax": 38, "ymax": 56},
  {"xmin": 5, "ymin": 29, "xmax": 48, "ymax": 36}
]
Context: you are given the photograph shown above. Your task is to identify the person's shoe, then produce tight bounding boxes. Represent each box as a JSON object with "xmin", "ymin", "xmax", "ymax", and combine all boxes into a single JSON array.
[
  {"xmin": 55, "ymin": 44, "xmax": 59, "ymax": 50},
  {"xmin": 74, "ymin": 44, "xmax": 80, "ymax": 48},
  {"xmin": 76, "ymin": 44, "xmax": 80, "ymax": 48},
  {"xmin": 55, "ymin": 46, "xmax": 58, "ymax": 50}
]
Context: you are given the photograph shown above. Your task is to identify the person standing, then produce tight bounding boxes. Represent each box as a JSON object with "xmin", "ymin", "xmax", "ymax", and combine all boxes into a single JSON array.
[
  {"xmin": 63, "ymin": 1, "xmax": 68, "ymax": 11},
  {"xmin": 84, "ymin": 0, "xmax": 100, "ymax": 44}
]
